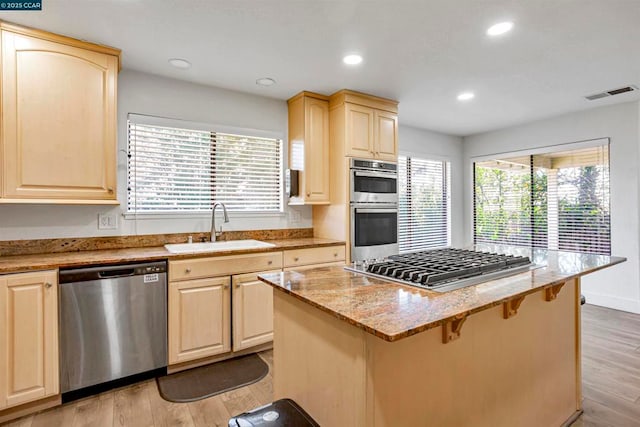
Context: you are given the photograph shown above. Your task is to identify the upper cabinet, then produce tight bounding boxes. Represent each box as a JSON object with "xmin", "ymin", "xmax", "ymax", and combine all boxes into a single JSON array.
[
  {"xmin": 330, "ymin": 90, "xmax": 398, "ymax": 162},
  {"xmin": 287, "ymin": 91, "xmax": 330, "ymax": 205},
  {"xmin": 0, "ymin": 22, "xmax": 120, "ymax": 204},
  {"xmin": 374, "ymin": 110, "xmax": 399, "ymax": 161}
]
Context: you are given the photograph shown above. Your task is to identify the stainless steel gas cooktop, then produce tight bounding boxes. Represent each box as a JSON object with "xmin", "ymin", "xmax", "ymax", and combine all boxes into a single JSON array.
[{"xmin": 345, "ymin": 248, "xmax": 539, "ymax": 292}]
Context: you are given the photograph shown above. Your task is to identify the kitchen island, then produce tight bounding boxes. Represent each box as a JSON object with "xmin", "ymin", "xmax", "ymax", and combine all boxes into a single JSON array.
[{"xmin": 258, "ymin": 246, "xmax": 625, "ymax": 427}]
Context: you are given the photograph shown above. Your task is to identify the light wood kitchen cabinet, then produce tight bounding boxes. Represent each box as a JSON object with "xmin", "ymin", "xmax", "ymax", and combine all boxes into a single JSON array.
[
  {"xmin": 170, "ymin": 252, "xmax": 282, "ymax": 282},
  {"xmin": 330, "ymin": 90, "xmax": 399, "ymax": 161},
  {"xmin": 283, "ymin": 261, "xmax": 345, "ymax": 272},
  {"xmin": 374, "ymin": 110, "xmax": 399, "ymax": 161},
  {"xmin": 168, "ymin": 276, "xmax": 231, "ymax": 365},
  {"xmin": 283, "ymin": 245, "xmax": 346, "ymax": 268},
  {"xmin": 168, "ymin": 252, "xmax": 283, "ymax": 365},
  {"xmin": 345, "ymin": 103, "xmax": 375, "ymax": 158},
  {"xmin": 0, "ymin": 270, "xmax": 58, "ymax": 409},
  {"xmin": 288, "ymin": 92, "xmax": 330, "ymax": 205},
  {"xmin": 0, "ymin": 22, "xmax": 120, "ymax": 204},
  {"xmin": 232, "ymin": 271, "xmax": 279, "ymax": 351}
]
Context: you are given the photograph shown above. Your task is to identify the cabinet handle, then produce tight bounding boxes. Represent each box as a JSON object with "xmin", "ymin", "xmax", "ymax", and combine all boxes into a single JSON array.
[
  {"xmin": 45, "ymin": 282, "xmax": 52, "ymax": 289},
  {"xmin": 268, "ymin": 260, "xmax": 273, "ymax": 265},
  {"xmin": 307, "ymin": 193, "xmax": 310, "ymax": 197},
  {"xmin": 235, "ymin": 284, "xmax": 241, "ymax": 289},
  {"xmin": 334, "ymin": 253, "xmax": 338, "ymax": 257},
  {"xmin": 223, "ymin": 284, "xmax": 229, "ymax": 289},
  {"xmin": 294, "ymin": 257, "xmax": 299, "ymax": 262},
  {"xmin": 185, "ymin": 268, "xmax": 191, "ymax": 274},
  {"xmin": 108, "ymin": 187, "xmax": 114, "ymax": 193}
]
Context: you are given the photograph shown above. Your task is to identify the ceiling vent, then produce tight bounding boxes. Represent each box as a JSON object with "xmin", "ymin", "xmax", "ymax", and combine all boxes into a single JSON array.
[{"xmin": 585, "ymin": 85, "xmax": 638, "ymax": 101}]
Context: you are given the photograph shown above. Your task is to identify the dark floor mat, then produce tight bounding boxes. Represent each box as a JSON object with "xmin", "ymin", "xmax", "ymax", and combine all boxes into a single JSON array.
[{"xmin": 156, "ymin": 354, "xmax": 269, "ymax": 403}]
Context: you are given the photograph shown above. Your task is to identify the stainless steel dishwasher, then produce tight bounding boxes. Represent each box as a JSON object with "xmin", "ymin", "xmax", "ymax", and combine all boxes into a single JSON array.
[{"xmin": 59, "ymin": 261, "xmax": 167, "ymax": 401}]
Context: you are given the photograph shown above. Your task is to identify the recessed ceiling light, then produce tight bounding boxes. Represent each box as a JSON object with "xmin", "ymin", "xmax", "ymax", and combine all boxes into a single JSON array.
[
  {"xmin": 168, "ymin": 58, "xmax": 191, "ymax": 69},
  {"xmin": 343, "ymin": 54, "xmax": 363, "ymax": 65},
  {"xmin": 487, "ymin": 21, "xmax": 514, "ymax": 36},
  {"xmin": 256, "ymin": 77, "xmax": 276, "ymax": 86},
  {"xmin": 457, "ymin": 92, "xmax": 475, "ymax": 101}
]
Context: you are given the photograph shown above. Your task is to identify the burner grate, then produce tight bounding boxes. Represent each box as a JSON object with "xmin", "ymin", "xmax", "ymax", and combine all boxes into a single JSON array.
[{"xmin": 367, "ymin": 248, "xmax": 531, "ymax": 288}]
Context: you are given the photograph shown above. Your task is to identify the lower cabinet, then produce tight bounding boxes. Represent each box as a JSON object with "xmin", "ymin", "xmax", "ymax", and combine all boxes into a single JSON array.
[
  {"xmin": 168, "ymin": 276, "xmax": 231, "ymax": 365},
  {"xmin": 167, "ymin": 247, "xmax": 344, "ymax": 366},
  {"xmin": 0, "ymin": 270, "xmax": 58, "ymax": 410},
  {"xmin": 168, "ymin": 252, "xmax": 283, "ymax": 366},
  {"xmin": 283, "ymin": 245, "xmax": 346, "ymax": 269},
  {"xmin": 283, "ymin": 261, "xmax": 345, "ymax": 272},
  {"xmin": 232, "ymin": 271, "xmax": 278, "ymax": 351}
]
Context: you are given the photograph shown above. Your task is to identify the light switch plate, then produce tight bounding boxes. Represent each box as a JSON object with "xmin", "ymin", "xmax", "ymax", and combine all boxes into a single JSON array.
[
  {"xmin": 289, "ymin": 209, "xmax": 301, "ymax": 224},
  {"xmin": 98, "ymin": 213, "xmax": 118, "ymax": 230}
]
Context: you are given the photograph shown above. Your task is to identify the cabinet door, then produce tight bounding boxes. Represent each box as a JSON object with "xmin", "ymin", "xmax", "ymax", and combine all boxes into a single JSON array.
[
  {"xmin": 374, "ymin": 110, "xmax": 398, "ymax": 161},
  {"xmin": 304, "ymin": 97, "xmax": 330, "ymax": 203},
  {"xmin": 0, "ymin": 271, "xmax": 58, "ymax": 409},
  {"xmin": 1, "ymin": 30, "xmax": 117, "ymax": 202},
  {"xmin": 345, "ymin": 103, "xmax": 375, "ymax": 159},
  {"xmin": 232, "ymin": 271, "xmax": 278, "ymax": 351},
  {"xmin": 168, "ymin": 277, "xmax": 231, "ymax": 365}
]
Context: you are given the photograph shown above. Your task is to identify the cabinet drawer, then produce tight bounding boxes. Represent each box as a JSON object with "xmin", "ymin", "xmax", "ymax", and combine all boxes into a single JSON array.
[
  {"xmin": 283, "ymin": 245, "xmax": 345, "ymax": 268},
  {"xmin": 283, "ymin": 261, "xmax": 345, "ymax": 272},
  {"xmin": 170, "ymin": 252, "xmax": 283, "ymax": 281}
]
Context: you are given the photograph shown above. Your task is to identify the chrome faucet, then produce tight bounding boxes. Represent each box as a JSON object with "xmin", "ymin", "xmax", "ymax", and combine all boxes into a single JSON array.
[{"xmin": 211, "ymin": 202, "xmax": 229, "ymax": 242}]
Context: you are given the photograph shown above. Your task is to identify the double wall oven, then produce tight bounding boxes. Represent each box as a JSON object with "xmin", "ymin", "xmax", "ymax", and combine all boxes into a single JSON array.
[{"xmin": 349, "ymin": 158, "xmax": 398, "ymax": 262}]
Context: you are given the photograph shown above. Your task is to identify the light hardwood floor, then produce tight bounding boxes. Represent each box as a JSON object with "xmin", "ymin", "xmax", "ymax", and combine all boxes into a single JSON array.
[
  {"xmin": 3, "ymin": 304, "xmax": 640, "ymax": 426},
  {"xmin": 1, "ymin": 351, "xmax": 274, "ymax": 427},
  {"xmin": 574, "ymin": 304, "xmax": 640, "ymax": 426}
]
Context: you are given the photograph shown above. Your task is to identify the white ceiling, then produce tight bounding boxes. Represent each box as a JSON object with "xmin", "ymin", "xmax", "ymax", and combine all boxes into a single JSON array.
[{"xmin": 3, "ymin": 0, "xmax": 640, "ymax": 136}]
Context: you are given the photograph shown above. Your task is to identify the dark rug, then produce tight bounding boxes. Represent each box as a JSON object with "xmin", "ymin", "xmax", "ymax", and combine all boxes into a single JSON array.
[{"xmin": 156, "ymin": 354, "xmax": 269, "ymax": 403}]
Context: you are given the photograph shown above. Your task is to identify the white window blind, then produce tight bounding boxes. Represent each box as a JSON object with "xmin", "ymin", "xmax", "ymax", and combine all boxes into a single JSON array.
[
  {"xmin": 547, "ymin": 145, "xmax": 610, "ymax": 254},
  {"xmin": 473, "ymin": 156, "xmax": 533, "ymax": 247},
  {"xmin": 398, "ymin": 156, "xmax": 450, "ymax": 253},
  {"xmin": 127, "ymin": 118, "xmax": 283, "ymax": 213},
  {"xmin": 474, "ymin": 142, "xmax": 610, "ymax": 255}
]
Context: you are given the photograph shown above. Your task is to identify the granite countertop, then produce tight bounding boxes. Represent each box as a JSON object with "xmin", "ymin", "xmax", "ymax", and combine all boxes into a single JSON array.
[
  {"xmin": 258, "ymin": 245, "xmax": 626, "ymax": 342},
  {"xmin": 0, "ymin": 237, "xmax": 345, "ymax": 274}
]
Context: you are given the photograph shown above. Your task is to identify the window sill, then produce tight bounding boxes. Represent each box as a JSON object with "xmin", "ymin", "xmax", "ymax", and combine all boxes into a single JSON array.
[{"xmin": 122, "ymin": 211, "xmax": 286, "ymax": 221}]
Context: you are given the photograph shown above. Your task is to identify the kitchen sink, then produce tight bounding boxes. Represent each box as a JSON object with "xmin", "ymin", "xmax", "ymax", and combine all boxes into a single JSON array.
[{"xmin": 164, "ymin": 239, "xmax": 276, "ymax": 254}]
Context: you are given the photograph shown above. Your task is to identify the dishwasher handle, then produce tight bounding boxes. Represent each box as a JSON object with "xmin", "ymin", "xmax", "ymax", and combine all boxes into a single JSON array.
[{"xmin": 98, "ymin": 268, "xmax": 135, "ymax": 279}]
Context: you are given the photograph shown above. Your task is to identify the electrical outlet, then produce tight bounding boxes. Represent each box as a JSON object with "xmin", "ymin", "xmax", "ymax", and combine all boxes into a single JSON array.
[{"xmin": 98, "ymin": 213, "xmax": 118, "ymax": 230}]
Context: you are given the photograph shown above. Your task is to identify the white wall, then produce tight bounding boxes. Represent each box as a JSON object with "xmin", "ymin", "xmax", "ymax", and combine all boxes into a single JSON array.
[
  {"xmin": 398, "ymin": 125, "xmax": 464, "ymax": 247},
  {"xmin": 463, "ymin": 101, "xmax": 640, "ymax": 313},
  {"xmin": 0, "ymin": 70, "xmax": 312, "ymax": 241}
]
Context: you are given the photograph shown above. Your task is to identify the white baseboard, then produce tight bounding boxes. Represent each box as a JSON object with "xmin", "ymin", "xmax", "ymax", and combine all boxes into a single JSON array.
[{"xmin": 581, "ymin": 291, "xmax": 640, "ymax": 314}]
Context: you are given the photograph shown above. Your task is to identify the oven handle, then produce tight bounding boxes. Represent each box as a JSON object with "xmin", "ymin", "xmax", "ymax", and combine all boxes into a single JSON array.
[
  {"xmin": 355, "ymin": 208, "xmax": 398, "ymax": 214},
  {"xmin": 353, "ymin": 170, "xmax": 397, "ymax": 179}
]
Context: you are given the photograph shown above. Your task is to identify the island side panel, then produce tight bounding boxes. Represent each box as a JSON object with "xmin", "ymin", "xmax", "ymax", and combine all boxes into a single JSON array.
[
  {"xmin": 366, "ymin": 278, "xmax": 580, "ymax": 427},
  {"xmin": 272, "ymin": 292, "xmax": 368, "ymax": 426},
  {"xmin": 574, "ymin": 277, "xmax": 582, "ymax": 410}
]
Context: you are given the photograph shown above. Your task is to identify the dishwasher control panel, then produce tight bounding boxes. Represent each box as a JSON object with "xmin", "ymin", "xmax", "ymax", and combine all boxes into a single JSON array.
[
  {"xmin": 139, "ymin": 264, "xmax": 166, "ymax": 274},
  {"xmin": 60, "ymin": 261, "xmax": 168, "ymax": 283}
]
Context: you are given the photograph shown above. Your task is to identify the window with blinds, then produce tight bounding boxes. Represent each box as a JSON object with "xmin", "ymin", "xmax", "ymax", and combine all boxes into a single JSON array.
[
  {"xmin": 398, "ymin": 156, "xmax": 450, "ymax": 253},
  {"xmin": 474, "ymin": 141, "xmax": 610, "ymax": 255},
  {"xmin": 127, "ymin": 118, "xmax": 283, "ymax": 213}
]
